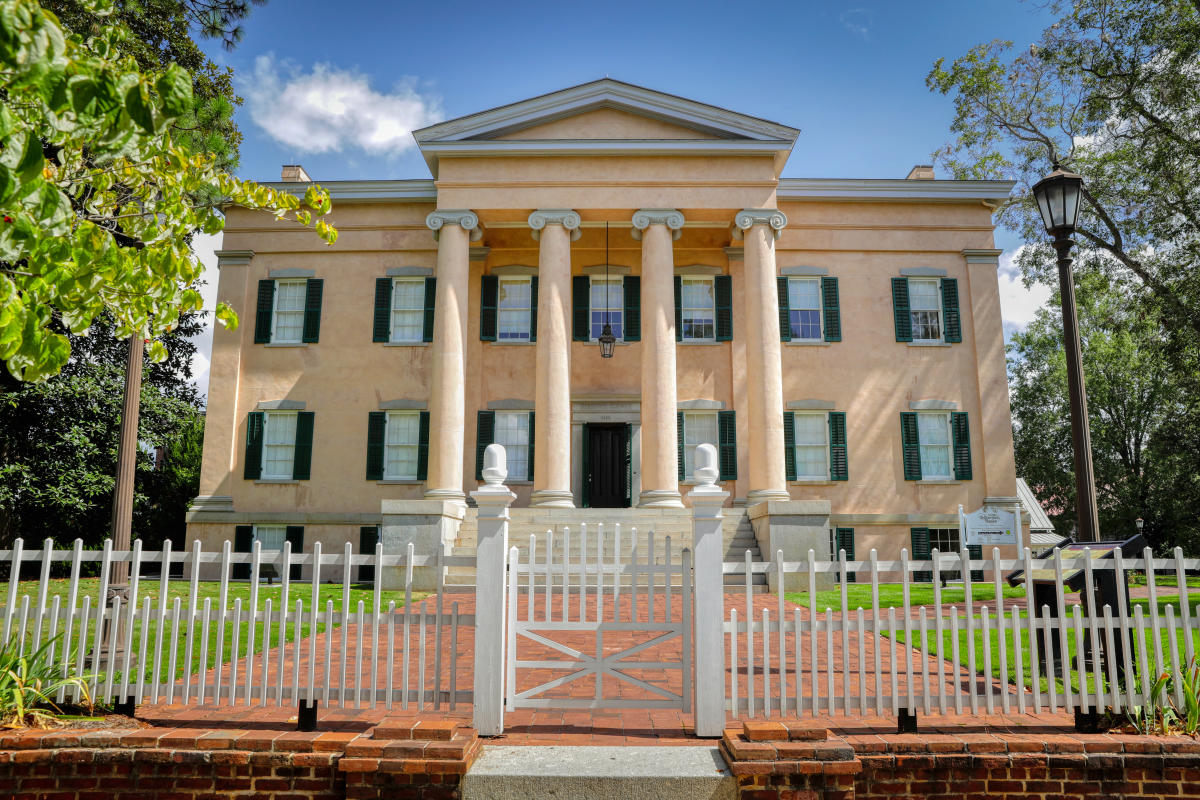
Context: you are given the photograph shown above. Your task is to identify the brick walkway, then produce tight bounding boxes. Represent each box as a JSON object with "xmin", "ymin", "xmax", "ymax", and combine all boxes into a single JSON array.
[{"xmin": 138, "ymin": 590, "xmax": 1059, "ymax": 745}]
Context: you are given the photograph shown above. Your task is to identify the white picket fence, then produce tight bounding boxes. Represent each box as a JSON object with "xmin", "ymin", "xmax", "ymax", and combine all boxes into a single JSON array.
[
  {"xmin": 723, "ymin": 544, "xmax": 1197, "ymax": 720},
  {"xmin": 0, "ymin": 537, "xmax": 476, "ymax": 711}
]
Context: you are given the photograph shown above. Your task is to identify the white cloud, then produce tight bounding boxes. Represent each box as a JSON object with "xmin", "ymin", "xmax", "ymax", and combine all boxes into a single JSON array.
[
  {"xmin": 242, "ymin": 55, "xmax": 442, "ymax": 156},
  {"xmin": 997, "ymin": 245, "xmax": 1053, "ymax": 341},
  {"xmin": 189, "ymin": 232, "xmax": 221, "ymax": 398},
  {"xmin": 840, "ymin": 9, "xmax": 872, "ymax": 40}
]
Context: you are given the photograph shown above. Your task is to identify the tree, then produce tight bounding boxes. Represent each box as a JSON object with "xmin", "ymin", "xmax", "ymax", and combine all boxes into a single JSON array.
[
  {"xmin": 927, "ymin": 0, "xmax": 1200, "ymax": 345},
  {"xmin": 0, "ymin": 0, "xmax": 336, "ymax": 384}
]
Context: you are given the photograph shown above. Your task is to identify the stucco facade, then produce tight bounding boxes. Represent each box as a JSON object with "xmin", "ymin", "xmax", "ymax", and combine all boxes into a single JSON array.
[{"xmin": 188, "ymin": 80, "xmax": 1021, "ymax": 575}]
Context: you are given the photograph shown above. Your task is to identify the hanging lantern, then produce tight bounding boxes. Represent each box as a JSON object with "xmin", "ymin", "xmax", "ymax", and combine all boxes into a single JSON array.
[{"xmin": 599, "ymin": 221, "xmax": 616, "ymax": 359}]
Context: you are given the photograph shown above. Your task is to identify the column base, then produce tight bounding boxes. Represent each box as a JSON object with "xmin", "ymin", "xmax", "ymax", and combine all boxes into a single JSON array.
[
  {"xmin": 423, "ymin": 487, "xmax": 467, "ymax": 510},
  {"xmin": 530, "ymin": 489, "xmax": 575, "ymax": 508},
  {"xmin": 747, "ymin": 488, "xmax": 791, "ymax": 504},
  {"xmin": 638, "ymin": 489, "xmax": 684, "ymax": 508}
]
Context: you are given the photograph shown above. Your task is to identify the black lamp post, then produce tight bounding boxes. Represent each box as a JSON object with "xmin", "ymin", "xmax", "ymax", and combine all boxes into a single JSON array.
[{"xmin": 1031, "ymin": 163, "xmax": 1100, "ymax": 543}]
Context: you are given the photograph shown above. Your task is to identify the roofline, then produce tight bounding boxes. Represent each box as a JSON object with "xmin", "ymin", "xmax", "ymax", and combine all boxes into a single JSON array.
[{"xmin": 420, "ymin": 138, "xmax": 794, "ymax": 159}]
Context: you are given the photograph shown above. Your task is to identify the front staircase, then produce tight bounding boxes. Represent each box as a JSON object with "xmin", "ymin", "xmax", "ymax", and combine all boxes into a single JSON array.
[{"xmin": 445, "ymin": 506, "xmax": 766, "ymax": 591}]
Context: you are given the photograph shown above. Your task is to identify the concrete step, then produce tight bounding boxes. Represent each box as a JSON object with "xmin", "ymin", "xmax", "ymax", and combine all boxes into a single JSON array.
[{"xmin": 461, "ymin": 746, "xmax": 734, "ymax": 800}]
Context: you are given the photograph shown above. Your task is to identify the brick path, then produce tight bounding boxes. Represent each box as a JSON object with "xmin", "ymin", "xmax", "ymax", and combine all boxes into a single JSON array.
[{"xmin": 138, "ymin": 590, "xmax": 1054, "ymax": 745}]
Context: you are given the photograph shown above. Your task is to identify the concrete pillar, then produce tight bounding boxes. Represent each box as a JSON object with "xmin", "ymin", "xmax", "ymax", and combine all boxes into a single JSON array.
[
  {"xmin": 529, "ymin": 210, "xmax": 580, "ymax": 508},
  {"xmin": 734, "ymin": 209, "xmax": 790, "ymax": 504},
  {"xmin": 632, "ymin": 209, "xmax": 685, "ymax": 508},
  {"xmin": 424, "ymin": 210, "xmax": 481, "ymax": 505},
  {"xmin": 471, "ymin": 444, "xmax": 516, "ymax": 736},
  {"xmin": 687, "ymin": 443, "xmax": 728, "ymax": 737}
]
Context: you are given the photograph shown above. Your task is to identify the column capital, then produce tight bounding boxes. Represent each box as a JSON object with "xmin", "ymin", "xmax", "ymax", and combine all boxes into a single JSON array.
[
  {"xmin": 631, "ymin": 208, "xmax": 684, "ymax": 241},
  {"xmin": 732, "ymin": 208, "xmax": 788, "ymax": 240},
  {"xmin": 962, "ymin": 248, "xmax": 1004, "ymax": 265},
  {"xmin": 528, "ymin": 208, "xmax": 582, "ymax": 241},
  {"xmin": 426, "ymin": 209, "xmax": 483, "ymax": 242}
]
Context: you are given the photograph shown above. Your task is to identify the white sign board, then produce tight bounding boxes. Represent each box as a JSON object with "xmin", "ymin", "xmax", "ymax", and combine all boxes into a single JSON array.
[{"xmin": 961, "ymin": 505, "xmax": 1019, "ymax": 547}]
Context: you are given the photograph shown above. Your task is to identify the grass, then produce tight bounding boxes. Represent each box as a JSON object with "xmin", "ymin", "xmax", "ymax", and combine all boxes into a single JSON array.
[
  {"xmin": 4, "ymin": 579, "xmax": 429, "ymax": 693},
  {"xmin": 784, "ymin": 580, "xmax": 1027, "ymax": 612}
]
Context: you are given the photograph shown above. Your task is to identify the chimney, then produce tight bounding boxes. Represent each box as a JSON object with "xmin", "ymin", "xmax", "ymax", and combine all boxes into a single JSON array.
[
  {"xmin": 281, "ymin": 164, "xmax": 312, "ymax": 183},
  {"xmin": 906, "ymin": 164, "xmax": 935, "ymax": 180}
]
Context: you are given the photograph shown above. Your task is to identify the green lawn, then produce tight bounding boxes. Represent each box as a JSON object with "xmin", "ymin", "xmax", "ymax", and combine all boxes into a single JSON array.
[
  {"xmin": 784, "ymin": 580, "xmax": 1027, "ymax": 612},
  {"xmin": 3, "ymin": 579, "xmax": 429, "ymax": 697}
]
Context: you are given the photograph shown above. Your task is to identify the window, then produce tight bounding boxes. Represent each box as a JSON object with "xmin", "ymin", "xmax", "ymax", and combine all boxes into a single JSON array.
[
  {"xmin": 792, "ymin": 413, "xmax": 828, "ymax": 479},
  {"xmin": 272, "ymin": 280, "xmax": 307, "ymax": 343},
  {"xmin": 494, "ymin": 411, "xmax": 530, "ymax": 480},
  {"xmin": 929, "ymin": 527, "xmax": 959, "ymax": 555},
  {"xmin": 384, "ymin": 412, "xmax": 420, "ymax": 480},
  {"xmin": 908, "ymin": 278, "xmax": 942, "ymax": 342},
  {"xmin": 917, "ymin": 413, "xmax": 953, "ymax": 479},
  {"xmin": 262, "ymin": 411, "xmax": 297, "ymax": 480},
  {"xmin": 590, "ymin": 278, "xmax": 624, "ymax": 341},
  {"xmin": 254, "ymin": 525, "xmax": 286, "ymax": 553},
  {"xmin": 787, "ymin": 278, "xmax": 823, "ymax": 341},
  {"xmin": 682, "ymin": 411, "xmax": 718, "ymax": 477},
  {"xmin": 680, "ymin": 278, "xmax": 715, "ymax": 342},
  {"xmin": 498, "ymin": 277, "xmax": 532, "ymax": 342},
  {"xmin": 390, "ymin": 279, "xmax": 425, "ymax": 343}
]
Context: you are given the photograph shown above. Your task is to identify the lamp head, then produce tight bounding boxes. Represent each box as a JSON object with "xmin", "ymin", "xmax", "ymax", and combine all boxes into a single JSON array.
[{"xmin": 1032, "ymin": 163, "xmax": 1084, "ymax": 236}]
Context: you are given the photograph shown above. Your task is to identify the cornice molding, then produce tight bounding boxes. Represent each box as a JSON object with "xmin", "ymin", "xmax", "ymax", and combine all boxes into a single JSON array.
[
  {"xmin": 963, "ymin": 248, "xmax": 1005, "ymax": 264},
  {"xmin": 732, "ymin": 208, "xmax": 788, "ymax": 241},
  {"xmin": 778, "ymin": 178, "xmax": 1016, "ymax": 203},
  {"xmin": 630, "ymin": 208, "xmax": 684, "ymax": 241},
  {"xmin": 215, "ymin": 249, "xmax": 254, "ymax": 268},
  {"xmin": 528, "ymin": 209, "xmax": 582, "ymax": 242},
  {"xmin": 425, "ymin": 209, "xmax": 483, "ymax": 242}
]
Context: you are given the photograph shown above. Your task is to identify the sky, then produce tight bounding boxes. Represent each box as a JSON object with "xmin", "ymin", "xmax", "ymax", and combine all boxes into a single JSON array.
[{"xmin": 188, "ymin": 0, "xmax": 1057, "ymax": 394}]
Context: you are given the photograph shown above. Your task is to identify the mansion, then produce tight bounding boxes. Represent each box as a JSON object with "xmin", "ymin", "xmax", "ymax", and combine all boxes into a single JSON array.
[{"xmin": 189, "ymin": 80, "xmax": 1024, "ymax": 583}]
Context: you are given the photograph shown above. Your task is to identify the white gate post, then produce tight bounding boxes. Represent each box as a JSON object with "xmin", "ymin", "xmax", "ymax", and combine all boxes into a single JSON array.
[
  {"xmin": 471, "ymin": 444, "xmax": 515, "ymax": 736},
  {"xmin": 688, "ymin": 443, "xmax": 729, "ymax": 737}
]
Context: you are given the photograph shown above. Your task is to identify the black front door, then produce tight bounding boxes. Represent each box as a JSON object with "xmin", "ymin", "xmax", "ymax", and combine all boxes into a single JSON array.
[{"xmin": 585, "ymin": 424, "xmax": 629, "ymax": 508}]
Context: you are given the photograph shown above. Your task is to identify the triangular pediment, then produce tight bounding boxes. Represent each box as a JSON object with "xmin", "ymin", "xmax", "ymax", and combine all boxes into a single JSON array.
[{"xmin": 412, "ymin": 79, "xmax": 799, "ymax": 176}]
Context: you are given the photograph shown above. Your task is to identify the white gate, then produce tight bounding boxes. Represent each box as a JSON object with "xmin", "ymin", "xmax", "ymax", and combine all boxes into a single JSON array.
[{"xmin": 504, "ymin": 526, "xmax": 692, "ymax": 711}]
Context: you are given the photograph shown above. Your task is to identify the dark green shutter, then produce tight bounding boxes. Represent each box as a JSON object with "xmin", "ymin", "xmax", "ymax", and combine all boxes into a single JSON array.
[
  {"xmin": 777, "ymin": 277, "xmax": 791, "ymax": 342},
  {"xmin": 910, "ymin": 527, "xmax": 932, "ymax": 582},
  {"xmin": 292, "ymin": 411, "xmax": 314, "ymax": 480},
  {"xmin": 366, "ymin": 412, "xmax": 386, "ymax": 480},
  {"xmin": 623, "ymin": 276, "xmax": 641, "ymax": 342},
  {"xmin": 714, "ymin": 275, "xmax": 733, "ymax": 342},
  {"xmin": 233, "ymin": 526, "xmax": 253, "ymax": 580},
  {"xmin": 301, "ymin": 279, "xmax": 323, "ymax": 343},
  {"xmin": 529, "ymin": 276, "xmax": 538, "ymax": 342},
  {"xmin": 718, "ymin": 410, "xmax": 737, "ymax": 481},
  {"xmin": 284, "ymin": 526, "xmax": 304, "ymax": 580},
  {"xmin": 967, "ymin": 543, "xmax": 983, "ymax": 582},
  {"xmin": 941, "ymin": 278, "xmax": 961, "ymax": 343},
  {"xmin": 624, "ymin": 423, "xmax": 633, "ymax": 507},
  {"xmin": 829, "ymin": 411, "xmax": 848, "ymax": 481},
  {"xmin": 951, "ymin": 411, "xmax": 972, "ymax": 480},
  {"xmin": 254, "ymin": 280, "xmax": 275, "ymax": 344},
  {"xmin": 480, "ymin": 275, "xmax": 498, "ymax": 341},
  {"xmin": 581, "ymin": 424, "xmax": 591, "ymax": 508},
  {"xmin": 372, "ymin": 278, "xmax": 392, "ymax": 342},
  {"xmin": 900, "ymin": 412, "xmax": 922, "ymax": 481},
  {"xmin": 891, "ymin": 277, "xmax": 912, "ymax": 342},
  {"xmin": 676, "ymin": 412, "xmax": 685, "ymax": 481},
  {"xmin": 526, "ymin": 411, "xmax": 535, "ymax": 482},
  {"xmin": 572, "ymin": 275, "xmax": 590, "ymax": 341},
  {"xmin": 475, "ymin": 410, "xmax": 494, "ymax": 480},
  {"xmin": 243, "ymin": 411, "xmax": 264, "ymax": 480},
  {"xmin": 835, "ymin": 528, "xmax": 856, "ymax": 583},
  {"xmin": 416, "ymin": 411, "xmax": 430, "ymax": 481},
  {"xmin": 358, "ymin": 526, "xmax": 378, "ymax": 583},
  {"xmin": 673, "ymin": 276, "xmax": 682, "ymax": 342},
  {"xmin": 783, "ymin": 411, "xmax": 797, "ymax": 481},
  {"xmin": 821, "ymin": 277, "xmax": 841, "ymax": 342},
  {"xmin": 422, "ymin": 278, "xmax": 437, "ymax": 343}
]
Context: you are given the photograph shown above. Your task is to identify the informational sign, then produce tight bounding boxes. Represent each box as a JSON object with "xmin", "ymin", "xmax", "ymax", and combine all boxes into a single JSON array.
[
  {"xmin": 1030, "ymin": 543, "xmax": 1119, "ymax": 583},
  {"xmin": 960, "ymin": 505, "xmax": 1019, "ymax": 547}
]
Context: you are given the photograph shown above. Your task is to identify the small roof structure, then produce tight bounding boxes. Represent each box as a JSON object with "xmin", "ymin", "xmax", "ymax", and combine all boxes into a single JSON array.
[{"xmin": 1017, "ymin": 477, "xmax": 1060, "ymax": 546}]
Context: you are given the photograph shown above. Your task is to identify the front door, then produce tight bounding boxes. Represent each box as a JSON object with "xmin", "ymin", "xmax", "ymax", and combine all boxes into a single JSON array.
[{"xmin": 584, "ymin": 423, "xmax": 629, "ymax": 508}]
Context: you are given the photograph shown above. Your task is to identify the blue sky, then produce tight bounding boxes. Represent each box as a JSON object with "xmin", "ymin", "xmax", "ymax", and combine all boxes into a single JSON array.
[{"xmin": 189, "ymin": 0, "xmax": 1058, "ymax": 390}]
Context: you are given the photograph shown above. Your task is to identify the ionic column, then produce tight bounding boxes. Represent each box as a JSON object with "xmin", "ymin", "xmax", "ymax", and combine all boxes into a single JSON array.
[
  {"xmin": 632, "ymin": 209, "xmax": 685, "ymax": 508},
  {"xmin": 529, "ymin": 209, "xmax": 580, "ymax": 508},
  {"xmin": 424, "ymin": 210, "xmax": 481, "ymax": 504},
  {"xmin": 734, "ymin": 209, "xmax": 791, "ymax": 504}
]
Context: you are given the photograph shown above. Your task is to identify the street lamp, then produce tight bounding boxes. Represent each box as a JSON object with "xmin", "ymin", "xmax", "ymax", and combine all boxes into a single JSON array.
[{"xmin": 1031, "ymin": 163, "xmax": 1100, "ymax": 543}]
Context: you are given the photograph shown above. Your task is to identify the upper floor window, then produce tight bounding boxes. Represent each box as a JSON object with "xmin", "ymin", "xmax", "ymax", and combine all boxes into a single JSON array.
[
  {"xmin": 890, "ymin": 276, "xmax": 961, "ymax": 344},
  {"xmin": 272, "ymin": 280, "xmax": 307, "ymax": 343},
  {"xmin": 244, "ymin": 409, "xmax": 314, "ymax": 481},
  {"xmin": 590, "ymin": 278, "xmax": 624, "ymax": 341},
  {"xmin": 791, "ymin": 412, "xmax": 828, "ymax": 479},
  {"xmin": 263, "ymin": 411, "xmax": 298, "ymax": 480},
  {"xmin": 899, "ymin": 410, "xmax": 971, "ymax": 481},
  {"xmin": 908, "ymin": 278, "xmax": 943, "ymax": 343},
  {"xmin": 679, "ymin": 278, "xmax": 715, "ymax": 342},
  {"xmin": 498, "ymin": 277, "xmax": 533, "ymax": 342},
  {"xmin": 254, "ymin": 278, "xmax": 323, "ymax": 345},
  {"xmin": 391, "ymin": 279, "xmax": 426, "ymax": 343},
  {"xmin": 784, "ymin": 410, "xmax": 848, "ymax": 482},
  {"xmin": 385, "ymin": 411, "xmax": 421, "ymax": 480},
  {"xmin": 787, "ymin": 278, "xmax": 823, "ymax": 341},
  {"xmin": 917, "ymin": 412, "xmax": 952, "ymax": 479}
]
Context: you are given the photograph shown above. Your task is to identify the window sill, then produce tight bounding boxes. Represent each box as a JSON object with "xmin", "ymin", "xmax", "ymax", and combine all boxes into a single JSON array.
[
  {"xmin": 265, "ymin": 342, "xmax": 308, "ymax": 348},
  {"xmin": 789, "ymin": 480, "xmax": 837, "ymax": 485},
  {"xmin": 907, "ymin": 342, "xmax": 951, "ymax": 348},
  {"xmin": 487, "ymin": 341, "xmax": 534, "ymax": 346},
  {"xmin": 581, "ymin": 341, "xmax": 635, "ymax": 347},
  {"xmin": 679, "ymin": 341, "xmax": 725, "ymax": 346},
  {"xmin": 916, "ymin": 479, "xmax": 962, "ymax": 485},
  {"xmin": 382, "ymin": 342, "xmax": 428, "ymax": 347},
  {"xmin": 377, "ymin": 479, "xmax": 423, "ymax": 485},
  {"xmin": 255, "ymin": 479, "xmax": 300, "ymax": 484},
  {"xmin": 785, "ymin": 341, "xmax": 832, "ymax": 347}
]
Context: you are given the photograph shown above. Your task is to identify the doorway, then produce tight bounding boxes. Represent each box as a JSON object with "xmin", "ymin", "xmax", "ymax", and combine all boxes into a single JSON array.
[{"xmin": 583, "ymin": 423, "xmax": 631, "ymax": 508}]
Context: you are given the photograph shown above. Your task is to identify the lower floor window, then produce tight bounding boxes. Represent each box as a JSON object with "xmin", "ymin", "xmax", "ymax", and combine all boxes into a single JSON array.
[
  {"xmin": 918, "ymin": 413, "xmax": 952, "ymax": 479},
  {"xmin": 385, "ymin": 411, "xmax": 420, "ymax": 480},
  {"xmin": 683, "ymin": 411, "xmax": 718, "ymax": 477},
  {"xmin": 495, "ymin": 411, "xmax": 530, "ymax": 481},
  {"xmin": 792, "ymin": 413, "xmax": 828, "ymax": 479}
]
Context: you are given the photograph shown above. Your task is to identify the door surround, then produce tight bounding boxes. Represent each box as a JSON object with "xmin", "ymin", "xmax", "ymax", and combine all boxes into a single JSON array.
[{"xmin": 570, "ymin": 395, "xmax": 641, "ymax": 508}]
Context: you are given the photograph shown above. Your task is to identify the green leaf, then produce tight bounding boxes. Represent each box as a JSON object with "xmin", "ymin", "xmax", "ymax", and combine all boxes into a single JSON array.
[
  {"xmin": 0, "ymin": 162, "xmax": 13, "ymax": 204},
  {"xmin": 13, "ymin": 130, "xmax": 43, "ymax": 184},
  {"xmin": 155, "ymin": 63, "xmax": 192, "ymax": 118},
  {"xmin": 123, "ymin": 80, "xmax": 156, "ymax": 133}
]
